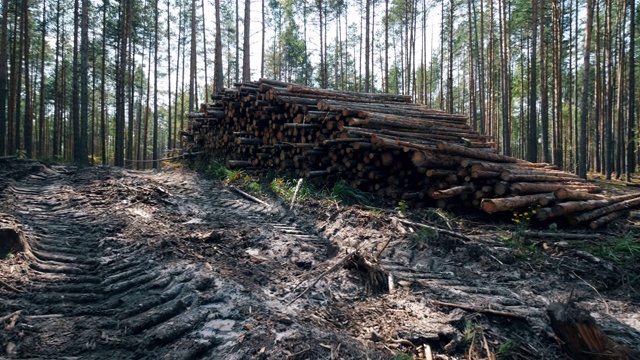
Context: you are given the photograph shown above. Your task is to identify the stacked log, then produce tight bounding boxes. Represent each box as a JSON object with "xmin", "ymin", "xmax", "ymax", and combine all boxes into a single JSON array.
[{"xmin": 185, "ymin": 79, "xmax": 640, "ymax": 228}]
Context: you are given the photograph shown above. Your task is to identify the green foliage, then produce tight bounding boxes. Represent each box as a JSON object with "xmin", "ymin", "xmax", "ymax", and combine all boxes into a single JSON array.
[
  {"xmin": 396, "ymin": 200, "xmax": 409, "ymax": 215},
  {"xmin": 268, "ymin": 177, "xmax": 323, "ymax": 201},
  {"xmin": 510, "ymin": 206, "xmax": 539, "ymax": 245},
  {"xmin": 196, "ymin": 159, "xmax": 243, "ymax": 183},
  {"xmin": 330, "ymin": 179, "xmax": 368, "ymax": 205},
  {"xmin": 244, "ymin": 179, "xmax": 262, "ymax": 194},
  {"xmin": 590, "ymin": 233, "xmax": 640, "ymax": 264},
  {"xmin": 497, "ymin": 339, "xmax": 517, "ymax": 357},
  {"xmin": 463, "ymin": 319, "xmax": 477, "ymax": 343},
  {"xmin": 393, "ymin": 353, "xmax": 413, "ymax": 360}
]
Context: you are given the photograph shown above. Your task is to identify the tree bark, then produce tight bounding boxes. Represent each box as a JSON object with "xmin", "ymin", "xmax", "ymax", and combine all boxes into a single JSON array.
[
  {"xmin": 0, "ymin": 0, "xmax": 8, "ymax": 156},
  {"xmin": 626, "ymin": 0, "xmax": 635, "ymax": 181},
  {"xmin": 242, "ymin": 0, "xmax": 250, "ymax": 81},
  {"xmin": 79, "ymin": 0, "xmax": 89, "ymax": 165},
  {"xmin": 527, "ymin": 0, "xmax": 538, "ymax": 163},
  {"xmin": 578, "ymin": 0, "xmax": 594, "ymax": 179},
  {"xmin": 214, "ymin": 0, "xmax": 223, "ymax": 92}
]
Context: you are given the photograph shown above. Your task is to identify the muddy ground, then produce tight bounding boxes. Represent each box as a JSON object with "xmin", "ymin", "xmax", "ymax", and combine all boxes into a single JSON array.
[{"xmin": 1, "ymin": 158, "xmax": 639, "ymax": 359}]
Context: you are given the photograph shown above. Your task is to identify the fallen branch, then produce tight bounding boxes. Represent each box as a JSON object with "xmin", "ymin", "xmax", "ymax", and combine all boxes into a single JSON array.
[
  {"xmin": 289, "ymin": 178, "xmax": 304, "ymax": 210},
  {"xmin": 230, "ymin": 186, "xmax": 271, "ymax": 208},
  {"xmin": 391, "ymin": 217, "xmax": 472, "ymax": 242},
  {"xmin": 524, "ymin": 231, "xmax": 603, "ymax": 240},
  {"xmin": 287, "ymin": 253, "xmax": 352, "ymax": 305},
  {"xmin": 431, "ymin": 299, "xmax": 527, "ymax": 320},
  {"xmin": 0, "ymin": 279, "xmax": 23, "ymax": 293}
]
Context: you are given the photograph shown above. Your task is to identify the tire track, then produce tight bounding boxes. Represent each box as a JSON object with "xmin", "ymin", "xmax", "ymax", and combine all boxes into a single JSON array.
[{"xmin": 2, "ymin": 165, "xmax": 368, "ymax": 359}]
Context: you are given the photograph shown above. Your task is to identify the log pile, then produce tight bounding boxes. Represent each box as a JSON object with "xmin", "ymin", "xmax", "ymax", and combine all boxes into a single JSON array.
[{"xmin": 184, "ymin": 79, "xmax": 640, "ymax": 228}]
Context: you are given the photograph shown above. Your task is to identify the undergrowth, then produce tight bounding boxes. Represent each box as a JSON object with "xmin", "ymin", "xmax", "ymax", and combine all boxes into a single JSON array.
[{"xmin": 589, "ymin": 232, "xmax": 640, "ymax": 264}]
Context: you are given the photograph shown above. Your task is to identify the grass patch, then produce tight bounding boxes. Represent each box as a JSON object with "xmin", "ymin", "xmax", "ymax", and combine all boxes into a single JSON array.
[
  {"xmin": 497, "ymin": 339, "xmax": 517, "ymax": 358},
  {"xmin": 589, "ymin": 232, "xmax": 640, "ymax": 264},
  {"xmin": 330, "ymin": 179, "xmax": 369, "ymax": 205},
  {"xmin": 268, "ymin": 177, "xmax": 324, "ymax": 202}
]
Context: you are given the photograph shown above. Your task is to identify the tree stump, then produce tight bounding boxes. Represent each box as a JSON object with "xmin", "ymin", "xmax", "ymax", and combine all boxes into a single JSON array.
[
  {"xmin": 547, "ymin": 302, "xmax": 640, "ymax": 360},
  {"xmin": 0, "ymin": 213, "xmax": 32, "ymax": 259}
]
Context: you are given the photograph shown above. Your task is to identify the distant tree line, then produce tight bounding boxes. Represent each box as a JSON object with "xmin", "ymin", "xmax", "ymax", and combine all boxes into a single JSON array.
[{"xmin": 0, "ymin": 0, "xmax": 637, "ymax": 180}]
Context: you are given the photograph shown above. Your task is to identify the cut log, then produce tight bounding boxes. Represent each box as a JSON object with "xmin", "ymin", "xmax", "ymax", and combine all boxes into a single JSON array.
[
  {"xmin": 500, "ymin": 172, "xmax": 586, "ymax": 183},
  {"xmin": 431, "ymin": 185, "xmax": 474, "ymax": 200},
  {"xmin": 589, "ymin": 211, "xmax": 628, "ymax": 230},
  {"xmin": 569, "ymin": 194, "xmax": 640, "ymax": 225},
  {"xmin": 437, "ymin": 142, "xmax": 525, "ymax": 163},
  {"xmin": 554, "ymin": 188, "xmax": 607, "ymax": 201},
  {"xmin": 552, "ymin": 193, "xmax": 640, "ymax": 216},
  {"xmin": 510, "ymin": 182, "xmax": 601, "ymax": 195},
  {"xmin": 480, "ymin": 193, "xmax": 554, "ymax": 214}
]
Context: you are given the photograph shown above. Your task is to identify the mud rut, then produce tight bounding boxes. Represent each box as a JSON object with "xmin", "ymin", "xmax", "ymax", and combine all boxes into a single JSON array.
[{"xmin": 0, "ymin": 165, "xmax": 355, "ymax": 359}]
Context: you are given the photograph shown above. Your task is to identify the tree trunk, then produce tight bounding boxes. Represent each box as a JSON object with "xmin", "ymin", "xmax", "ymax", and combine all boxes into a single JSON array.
[
  {"xmin": 605, "ymin": 0, "xmax": 613, "ymax": 178},
  {"xmin": 447, "ymin": 0, "xmax": 454, "ymax": 113},
  {"xmin": 38, "ymin": 0, "xmax": 46, "ymax": 158},
  {"xmin": 100, "ymin": 0, "xmax": 107, "ymax": 164},
  {"xmin": 166, "ymin": 0, "xmax": 171, "ymax": 153},
  {"xmin": 364, "ymin": 0, "xmax": 370, "ymax": 93},
  {"xmin": 214, "ymin": 0, "xmax": 223, "ymax": 92},
  {"xmin": 242, "ymin": 0, "xmax": 250, "ymax": 81},
  {"xmin": 200, "ymin": 0, "xmax": 208, "ymax": 100},
  {"xmin": 79, "ymin": 0, "xmax": 89, "ymax": 165},
  {"xmin": 552, "ymin": 0, "xmax": 563, "ymax": 168},
  {"xmin": 72, "ymin": 0, "xmax": 80, "ymax": 162},
  {"xmin": 384, "ymin": 0, "xmax": 389, "ymax": 93},
  {"xmin": 153, "ymin": 0, "xmax": 159, "ymax": 169},
  {"xmin": 527, "ymin": 0, "xmax": 538, "ymax": 163},
  {"xmin": 540, "ymin": 12, "xmax": 550, "ymax": 164},
  {"xmin": 22, "ymin": 0, "xmax": 32, "ymax": 159},
  {"xmin": 578, "ymin": 0, "xmax": 594, "ymax": 179},
  {"xmin": 260, "ymin": 0, "xmax": 264, "ymax": 79},
  {"xmin": 189, "ymin": 0, "xmax": 196, "ymax": 112},
  {"xmin": 115, "ymin": 0, "xmax": 129, "ymax": 166},
  {"xmin": 627, "ymin": 0, "xmax": 636, "ymax": 181},
  {"xmin": 0, "ymin": 0, "xmax": 7, "ymax": 156}
]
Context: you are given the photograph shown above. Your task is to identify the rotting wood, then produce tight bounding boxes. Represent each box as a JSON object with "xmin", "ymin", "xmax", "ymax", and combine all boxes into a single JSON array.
[{"xmin": 547, "ymin": 302, "xmax": 640, "ymax": 359}]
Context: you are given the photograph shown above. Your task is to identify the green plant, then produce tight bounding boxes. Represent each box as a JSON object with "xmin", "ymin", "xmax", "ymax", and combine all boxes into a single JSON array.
[
  {"xmin": 591, "ymin": 232, "xmax": 640, "ymax": 264},
  {"xmin": 396, "ymin": 200, "xmax": 409, "ymax": 215},
  {"xmin": 244, "ymin": 181, "xmax": 262, "ymax": 194},
  {"xmin": 510, "ymin": 207, "xmax": 537, "ymax": 245},
  {"xmin": 330, "ymin": 179, "xmax": 368, "ymax": 205},
  {"xmin": 463, "ymin": 320, "xmax": 477, "ymax": 344},
  {"xmin": 393, "ymin": 353, "xmax": 413, "ymax": 360},
  {"xmin": 269, "ymin": 177, "xmax": 324, "ymax": 201},
  {"xmin": 497, "ymin": 339, "xmax": 517, "ymax": 357}
]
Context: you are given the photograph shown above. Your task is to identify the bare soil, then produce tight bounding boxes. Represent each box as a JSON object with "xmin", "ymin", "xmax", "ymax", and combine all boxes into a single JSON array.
[{"xmin": 1, "ymin": 159, "xmax": 639, "ymax": 359}]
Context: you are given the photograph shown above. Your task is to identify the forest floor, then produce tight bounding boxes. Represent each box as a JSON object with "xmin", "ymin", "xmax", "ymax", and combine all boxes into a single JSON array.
[{"xmin": 1, "ymin": 158, "xmax": 640, "ymax": 359}]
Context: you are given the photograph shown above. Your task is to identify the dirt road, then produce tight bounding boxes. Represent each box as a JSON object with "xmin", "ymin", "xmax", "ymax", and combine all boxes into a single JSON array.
[{"xmin": 1, "ymin": 161, "xmax": 639, "ymax": 359}]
